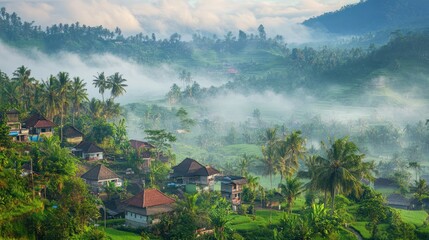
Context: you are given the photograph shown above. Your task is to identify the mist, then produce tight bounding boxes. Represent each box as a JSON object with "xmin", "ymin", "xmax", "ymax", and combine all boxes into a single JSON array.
[
  {"xmin": 201, "ymin": 85, "xmax": 428, "ymax": 126},
  {"xmin": 0, "ymin": 41, "xmax": 225, "ymax": 103}
]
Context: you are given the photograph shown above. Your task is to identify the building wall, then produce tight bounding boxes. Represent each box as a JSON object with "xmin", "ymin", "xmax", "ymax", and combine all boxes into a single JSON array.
[
  {"xmin": 83, "ymin": 152, "xmax": 103, "ymax": 160},
  {"xmin": 125, "ymin": 211, "xmax": 149, "ymax": 227},
  {"xmin": 66, "ymin": 136, "xmax": 83, "ymax": 144}
]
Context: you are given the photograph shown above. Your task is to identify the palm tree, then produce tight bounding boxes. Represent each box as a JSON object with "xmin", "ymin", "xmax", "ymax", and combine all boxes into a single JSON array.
[
  {"xmin": 284, "ymin": 131, "xmax": 306, "ymax": 177},
  {"xmin": 279, "ymin": 177, "xmax": 303, "ymax": 213},
  {"xmin": 311, "ymin": 137, "xmax": 371, "ymax": 215},
  {"xmin": 41, "ymin": 75, "xmax": 60, "ymax": 121},
  {"xmin": 243, "ymin": 174, "xmax": 259, "ymax": 213},
  {"xmin": 12, "ymin": 65, "xmax": 35, "ymax": 111},
  {"xmin": 411, "ymin": 179, "xmax": 429, "ymax": 200},
  {"xmin": 69, "ymin": 77, "xmax": 88, "ymax": 126},
  {"xmin": 103, "ymin": 99, "xmax": 121, "ymax": 120},
  {"xmin": 0, "ymin": 72, "xmax": 19, "ymax": 108},
  {"xmin": 108, "ymin": 72, "xmax": 127, "ymax": 100},
  {"xmin": 88, "ymin": 98, "xmax": 103, "ymax": 119},
  {"xmin": 260, "ymin": 127, "xmax": 279, "ymax": 189},
  {"xmin": 262, "ymin": 127, "xmax": 278, "ymax": 144},
  {"xmin": 409, "ymin": 162, "xmax": 421, "ymax": 182},
  {"xmin": 276, "ymin": 132, "xmax": 306, "ymax": 182},
  {"xmin": 93, "ymin": 72, "xmax": 109, "ymax": 102},
  {"xmin": 237, "ymin": 154, "xmax": 254, "ymax": 176},
  {"xmin": 56, "ymin": 72, "xmax": 71, "ymax": 142},
  {"xmin": 261, "ymin": 144, "xmax": 277, "ymax": 190},
  {"xmin": 177, "ymin": 193, "xmax": 200, "ymax": 216}
]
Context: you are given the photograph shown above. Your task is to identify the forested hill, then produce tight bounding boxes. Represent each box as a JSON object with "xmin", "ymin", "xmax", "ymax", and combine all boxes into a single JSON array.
[
  {"xmin": 303, "ymin": 0, "xmax": 429, "ymax": 35},
  {"xmin": 1, "ymin": 7, "xmax": 429, "ymax": 97}
]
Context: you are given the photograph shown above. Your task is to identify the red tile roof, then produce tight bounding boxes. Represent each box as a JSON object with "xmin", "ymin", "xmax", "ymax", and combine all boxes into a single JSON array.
[
  {"xmin": 25, "ymin": 114, "xmax": 56, "ymax": 128},
  {"xmin": 125, "ymin": 189, "xmax": 175, "ymax": 208},
  {"xmin": 34, "ymin": 120, "xmax": 56, "ymax": 128}
]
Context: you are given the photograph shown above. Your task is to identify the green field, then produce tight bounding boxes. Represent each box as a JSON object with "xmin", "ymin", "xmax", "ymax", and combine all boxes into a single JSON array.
[
  {"xmin": 104, "ymin": 228, "xmax": 141, "ymax": 240},
  {"xmin": 229, "ymin": 209, "xmax": 285, "ymax": 231},
  {"xmin": 397, "ymin": 209, "xmax": 428, "ymax": 226}
]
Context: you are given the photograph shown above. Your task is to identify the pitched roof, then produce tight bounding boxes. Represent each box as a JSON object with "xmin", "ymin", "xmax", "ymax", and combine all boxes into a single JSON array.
[
  {"xmin": 222, "ymin": 176, "xmax": 248, "ymax": 185},
  {"xmin": 81, "ymin": 164, "xmax": 119, "ymax": 181},
  {"xmin": 75, "ymin": 141, "xmax": 104, "ymax": 153},
  {"xmin": 129, "ymin": 139, "xmax": 155, "ymax": 149},
  {"xmin": 125, "ymin": 189, "xmax": 175, "ymax": 208},
  {"xmin": 374, "ymin": 178, "xmax": 398, "ymax": 188},
  {"xmin": 387, "ymin": 193, "xmax": 410, "ymax": 206},
  {"xmin": 25, "ymin": 113, "xmax": 56, "ymax": 128},
  {"xmin": 63, "ymin": 125, "xmax": 84, "ymax": 138},
  {"xmin": 172, "ymin": 158, "xmax": 220, "ymax": 177}
]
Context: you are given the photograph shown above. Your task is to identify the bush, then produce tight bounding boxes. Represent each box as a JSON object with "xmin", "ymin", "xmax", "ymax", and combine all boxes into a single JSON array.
[
  {"xmin": 237, "ymin": 228, "xmax": 274, "ymax": 240},
  {"xmin": 247, "ymin": 205, "xmax": 255, "ymax": 215},
  {"xmin": 238, "ymin": 205, "xmax": 247, "ymax": 215},
  {"xmin": 416, "ymin": 225, "xmax": 429, "ymax": 239}
]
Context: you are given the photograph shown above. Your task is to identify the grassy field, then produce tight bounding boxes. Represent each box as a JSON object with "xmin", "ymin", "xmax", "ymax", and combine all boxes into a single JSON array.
[
  {"xmin": 350, "ymin": 222, "xmax": 371, "ymax": 239},
  {"xmin": 229, "ymin": 209, "xmax": 285, "ymax": 231},
  {"xmin": 104, "ymin": 228, "xmax": 141, "ymax": 240},
  {"xmin": 397, "ymin": 209, "xmax": 428, "ymax": 226}
]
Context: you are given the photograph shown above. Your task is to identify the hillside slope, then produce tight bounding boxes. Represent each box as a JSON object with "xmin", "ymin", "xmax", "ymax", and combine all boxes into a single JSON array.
[{"xmin": 303, "ymin": 0, "xmax": 429, "ymax": 34}]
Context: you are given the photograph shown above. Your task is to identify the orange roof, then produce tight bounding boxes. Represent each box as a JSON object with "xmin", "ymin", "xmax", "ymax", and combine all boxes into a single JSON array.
[
  {"xmin": 34, "ymin": 120, "xmax": 55, "ymax": 128},
  {"xmin": 125, "ymin": 189, "xmax": 175, "ymax": 208}
]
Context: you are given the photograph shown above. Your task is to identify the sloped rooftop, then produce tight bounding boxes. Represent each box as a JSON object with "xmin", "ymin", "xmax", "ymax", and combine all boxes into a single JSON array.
[
  {"xmin": 63, "ymin": 125, "xmax": 84, "ymax": 138},
  {"xmin": 172, "ymin": 158, "xmax": 220, "ymax": 178},
  {"xmin": 75, "ymin": 141, "xmax": 104, "ymax": 153},
  {"xmin": 25, "ymin": 113, "xmax": 55, "ymax": 128},
  {"xmin": 125, "ymin": 189, "xmax": 175, "ymax": 208},
  {"xmin": 81, "ymin": 164, "xmax": 120, "ymax": 181}
]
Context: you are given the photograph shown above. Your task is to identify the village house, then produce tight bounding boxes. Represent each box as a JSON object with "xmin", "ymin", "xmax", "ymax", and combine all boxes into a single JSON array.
[
  {"xmin": 220, "ymin": 176, "xmax": 247, "ymax": 209},
  {"xmin": 62, "ymin": 125, "xmax": 84, "ymax": 144},
  {"xmin": 73, "ymin": 141, "xmax": 104, "ymax": 160},
  {"xmin": 1, "ymin": 109, "xmax": 29, "ymax": 142},
  {"xmin": 24, "ymin": 113, "xmax": 56, "ymax": 141},
  {"xmin": 170, "ymin": 158, "xmax": 220, "ymax": 190},
  {"xmin": 129, "ymin": 139, "xmax": 168, "ymax": 172},
  {"xmin": 124, "ymin": 189, "xmax": 175, "ymax": 227},
  {"xmin": 81, "ymin": 164, "xmax": 122, "ymax": 193}
]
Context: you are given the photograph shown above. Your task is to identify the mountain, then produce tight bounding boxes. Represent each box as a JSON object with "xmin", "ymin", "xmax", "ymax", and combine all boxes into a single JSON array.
[{"xmin": 303, "ymin": 0, "xmax": 429, "ymax": 35}]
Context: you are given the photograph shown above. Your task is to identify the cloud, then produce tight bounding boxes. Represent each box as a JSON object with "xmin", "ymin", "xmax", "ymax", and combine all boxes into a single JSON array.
[
  {"xmin": 2, "ymin": 0, "xmax": 142, "ymax": 33},
  {"xmin": 2, "ymin": 0, "xmax": 359, "ymax": 42}
]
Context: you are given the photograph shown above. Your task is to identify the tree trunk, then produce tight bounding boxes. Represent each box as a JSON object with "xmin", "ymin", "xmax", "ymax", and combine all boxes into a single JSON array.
[
  {"xmin": 60, "ymin": 110, "xmax": 64, "ymax": 143},
  {"xmin": 324, "ymin": 190, "xmax": 327, "ymax": 208},
  {"xmin": 330, "ymin": 188, "xmax": 335, "ymax": 216}
]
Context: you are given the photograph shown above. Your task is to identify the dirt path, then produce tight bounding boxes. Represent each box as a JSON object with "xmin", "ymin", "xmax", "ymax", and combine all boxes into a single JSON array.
[{"xmin": 346, "ymin": 226, "xmax": 364, "ymax": 240}]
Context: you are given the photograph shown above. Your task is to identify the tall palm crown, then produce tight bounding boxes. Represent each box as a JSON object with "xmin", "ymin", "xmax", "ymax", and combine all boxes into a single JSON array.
[
  {"xmin": 108, "ymin": 72, "xmax": 127, "ymax": 100},
  {"xmin": 260, "ymin": 128, "xmax": 279, "ymax": 189},
  {"xmin": 237, "ymin": 154, "xmax": 254, "ymax": 176},
  {"xmin": 56, "ymin": 72, "xmax": 71, "ymax": 103},
  {"xmin": 261, "ymin": 143, "xmax": 277, "ymax": 189},
  {"xmin": 280, "ymin": 177, "xmax": 303, "ymax": 213},
  {"xmin": 276, "ymin": 131, "xmax": 306, "ymax": 180},
  {"xmin": 88, "ymin": 98, "xmax": 103, "ymax": 119},
  {"xmin": 93, "ymin": 72, "xmax": 109, "ymax": 102},
  {"xmin": 56, "ymin": 72, "xmax": 72, "ymax": 142},
  {"xmin": 70, "ymin": 77, "xmax": 88, "ymax": 125},
  {"xmin": 12, "ymin": 65, "xmax": 35, "ymax": 111},
  {"xmin": 312, "ymin": 137, "xmax": 372, "ymax": 214},
  {"xmin": 41, "ymin": 75, "xmax": 60, "ymax": 120}
]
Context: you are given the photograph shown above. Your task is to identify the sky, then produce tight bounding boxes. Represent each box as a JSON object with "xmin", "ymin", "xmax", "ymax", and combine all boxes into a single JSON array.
[{"xmin": 0, "ymin": 0, "xmax": 359, "ymax": 41}]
